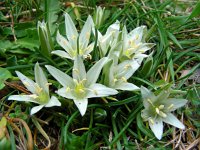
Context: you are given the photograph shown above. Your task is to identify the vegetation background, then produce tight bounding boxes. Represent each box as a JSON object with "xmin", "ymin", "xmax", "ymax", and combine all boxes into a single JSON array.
[{"xmin": 0, "ymin": 0, "xmax": 199, "ymax": 149}]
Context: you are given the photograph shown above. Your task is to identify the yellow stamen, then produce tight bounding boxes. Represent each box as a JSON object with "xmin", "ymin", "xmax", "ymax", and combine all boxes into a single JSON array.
[
  {"xmin": 121, "ymin": 77, "xmax": 127, "ymax": 82},
  {"xmin": 124, "ymin": 64, "xmax": 131, "ymax": 69},
  {"xmin": 159, "ymin": 111, "xmax": 167, "ymax": 118},
  {"xmin": 156, "ymin": 108, "xmax": 160, "ymax": 114},
  {"xmin": 167, "ymin": 104, "xmax": 174, "ymax": 110},
  {"xmin": 66, "ymin": 87, "xmax": 71, "ymax": 92},
  {"xmin": 159, "ymin": 105, "xmax": 165, "ymax": 109},
  {"xmin": 149, "ymin": 118, "xmax": 154, "ymax": 125},
  {"xmin": 113, "ymin": 78, "xmax": 118, "ymax": 83},
  {"xmin": 73, "ymin": 69, "xmax": 79, "ymax": 74}
]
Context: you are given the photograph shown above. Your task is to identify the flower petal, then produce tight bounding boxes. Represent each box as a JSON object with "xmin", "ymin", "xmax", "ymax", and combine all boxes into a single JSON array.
[
  {"xmin": 141, "ymin": 86, "xmax": 156, "ymax": 108},
  {"xmin": 56, "ymin": 31, "xmax": 74, "ymax": 57},
  {"xmin": 51, "ymin": 50, "xmax": 73, "ymax": 60},
  {"xmin": 79, "ymin": 15, "xmax": 93, "ymax": 50},
  {"xmin": 34, "ymin": 62, "xmax": 49, "ymax": 94},
  {"xmin": 128, "ymin": 26, "xmax": 146, "ymax": 44},
  {"xmin": 114, "ymin": 82, "xmax": 139, "ymax": 91},
  {"xmin": 162, "ymin": 113, "xmax": 185, "ymax": 129},
  {"xmin": 149, "ymin": 118, "xmax": 163, "ymax": 140},
  {"xmin": 73, "ymin": 56, "xmax": 86, "ymax": 81},
  {"xmin": 64, "ymin": 13, "xmax": 78, "ymax": 41},
  {"xmin": 57, "ymin": 87, "xmax": 75, "ymax": 99},
  {"xmin": 83, "ymin": 42, "xmax": 95, "ymax": 56},
  {"xmin": 73, "ymin": 98, "xmax": 88, "ymax": 116},
  {"xmin": 45, "ymin": 65, "xmax": 74, "ymax": 88},
  {"xmin": 30, "ymin": 105, "xmax": 44, "ymax": 115},
  {"xmin": 87, "ymin": 83, "xmax": 118, "ymax": 98},
  {"xmin": 15, "ymin": 71, "xmax": 37, "ymax": 94},
  {"xmin": 86, "ymin": 57, "xmax": 108, "ymax": 86},
  {"xmin": 116, "ymin": 60, "xmax": 140, "ymax": 79},
  {"xmin": 8, "ymin": 95, "xmax": 39, "ymax": 104},
  {"xmin": 45, "ymin": 96, "xmax": 61, "ymax": 107},
  {"xmin": 164, "ymin": 98, "xmax": 188, "ymax": 111}
]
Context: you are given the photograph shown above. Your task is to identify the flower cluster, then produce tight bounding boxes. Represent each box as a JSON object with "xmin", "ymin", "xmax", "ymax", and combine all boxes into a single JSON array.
[{"xmin": 8, "ymin": 7, "xmax": 188, "ymax": 140}]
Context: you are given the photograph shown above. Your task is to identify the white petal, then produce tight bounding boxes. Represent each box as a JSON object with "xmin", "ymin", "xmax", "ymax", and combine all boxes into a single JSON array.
[
  {"xmin": 140, "ymin": 86, "xmax": 156, "ymax": 101},
  {"xmin": 164, "ymin": 98, "xmax": 188, "ymax": 111},
  {"xmin": 116, "ymin": 60, "xmax": 140, "ymax": 79},
  {"xmin": 45, "ymin": 65, "xmax": 74, "ymax": 88},
  {"xmin": 149, "ymin": 118, "xmax": 163, "ymax": 140},
  {"xmin": 86, "ymin": 57, "xmax": 108, "ymax": 86},
  {"xmin": 114, "ymin": 82, "xmax": 139, "ymax": 91},
  {"xmin": 128, "ymin": 26, "xmax": 146, "ymax": 43},
  {"xmin": 73, "ymin": 98, "xmax": 88, "ymax": 116},
  {"xmin": 34, "ymin": 63, "xmax": 49, "ymax": 94},
  {"xmin": 64, "ymin": 13, "xmax": 78, "ymax": 41},
  {"xmin": 106, "ymin": 20, "xmax": 120, "ymax": 34},
  {"xmin": 56, "ymin": 31, "xmax": 74, "ymax": 57},
  {"xmin": 79, "ymin": 15, "xmax": 93, "ymax": 50},
  {"xmin": 30, "ymin": 105, "xmax": 44, "ymax": 115},
  {"xmin": 122, "ymin": 26, "xmax": 129, "ymax": 51},
  {"xmin": 51, "ymin": 50, "xmax": 73, "ymax": 60},
  {"xmin": 45, "ymin": 96, "xmax": 61, "ymax": 107},
  {"xmin": 162, "ymin": 113, "xmax": 185, "ymax": 129},
  {"xmin": 57, "ymin": 87, "xmax": 75, "ymax": 99},
  {"xmin": 87, "ymin": 83, "xmax": 118, "ymax": 98},
  {"xmin": 73, "ymin": 56, "xmax": 86, "ymax": 81},
  {"xmin": 83, "ymin": 42, "xmax": 95, "ymax": 56},
  {"xmin": 8, "ymin": 95, "xmax": 39, "ymax": 104},
  {"xmin": 16, "ymin": 71, "xmax": 37, "ymax": 94}
]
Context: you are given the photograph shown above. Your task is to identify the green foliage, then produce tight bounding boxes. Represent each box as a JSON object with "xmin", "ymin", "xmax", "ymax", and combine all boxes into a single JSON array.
[
  {"xmin": 0, "ymin": 67, "xmax": 12, "ymax": 90},
  {"xmin": 0, "ymin": 0, "xmax": 199, "ymax": 149}
]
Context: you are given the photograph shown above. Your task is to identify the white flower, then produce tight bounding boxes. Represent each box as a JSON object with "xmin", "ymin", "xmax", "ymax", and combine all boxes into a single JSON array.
[
  {"xmin": 103, "ymin": 59, "xmax": 140, "ymax": 91},
  {"xmin": 121, "ymin": 26, "xmax": 154, "ymax": 61},
  {"xmin": 46, "ymin": 56, "xmax": 118, "ymax": 116},
  {"xmin": 96, "ymin": 20, "xmax": 120, "ymax": 57},
  {"xmin": 8, "ymin": 63, "xmax": 61, "ymax": 115},
  {"xmin": 141, "ymin": 86, "xmax": 188, "ymax": 140},
  {"xmin": 52, "ymin": 13, "xmax": 94, "ymax": 60}
]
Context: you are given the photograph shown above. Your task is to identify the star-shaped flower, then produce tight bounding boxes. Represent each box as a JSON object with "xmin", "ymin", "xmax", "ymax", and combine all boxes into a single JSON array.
[
  {"xmin": 46, "ymin": 56, "xmax": 118, "ymax": 116},
  {"xmin": 52, "ymin": 13, "xmax": 94, "ymax": 60},
  {"xmin": 103, "ymin": 59, "xmax": 140, "ymax": 91},
  {"xmin": 121, "ymin": 26, "xmax": 154, "ymax": 62},
  {"xmin": 8, "ymin": 63, "xmax": 61, "ymax": 115},
  {"xmin": 141, "ymin": 86, "xmax": 188, "ymax": 140}
]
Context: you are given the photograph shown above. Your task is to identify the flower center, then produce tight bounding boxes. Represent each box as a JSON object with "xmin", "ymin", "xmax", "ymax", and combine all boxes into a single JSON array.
[
  {"xmin": 155, "ymin": 105, "xmax": 167, "ymax": 118},
  {"xmin": 73, "ymin": 79, "xmax": 87, "ymax": 98},
  {"xmin": 147, "ymin": 99, "xmax": 167, "ymax": 118}
]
